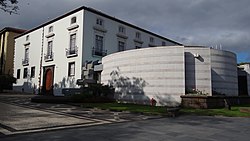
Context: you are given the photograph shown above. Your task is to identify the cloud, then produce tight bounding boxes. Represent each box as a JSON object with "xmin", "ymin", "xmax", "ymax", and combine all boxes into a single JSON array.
[{"xmin": 1, "ymin": 0, "xmax": 249, "ymax": 62}]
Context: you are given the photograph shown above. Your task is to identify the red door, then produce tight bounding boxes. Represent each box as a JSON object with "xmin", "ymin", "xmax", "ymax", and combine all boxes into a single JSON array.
[{"xmin": 45, "ymin": 69, "xmax": 53, "ymax": 92}]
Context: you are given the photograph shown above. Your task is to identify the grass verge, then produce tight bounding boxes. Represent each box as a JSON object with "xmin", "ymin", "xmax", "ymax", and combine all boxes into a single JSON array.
[{"xmin": 80, "ymin": 102, "xmax": 250, "ymax": 117}]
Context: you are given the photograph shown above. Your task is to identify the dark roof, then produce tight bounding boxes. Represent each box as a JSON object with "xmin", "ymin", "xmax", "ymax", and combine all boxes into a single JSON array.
[
  {"xmin": 0, "ymin": 27, "xmax": 26, "ymax": 34},
  {"xmin": 14, "ymin": 6, "xmax": 182, "ymax": 45}
]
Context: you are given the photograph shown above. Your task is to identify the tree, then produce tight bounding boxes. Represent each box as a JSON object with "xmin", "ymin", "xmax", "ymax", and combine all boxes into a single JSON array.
[{"xmin": 0, "ymin": 0, "xmax": 18, "ymax": 14}]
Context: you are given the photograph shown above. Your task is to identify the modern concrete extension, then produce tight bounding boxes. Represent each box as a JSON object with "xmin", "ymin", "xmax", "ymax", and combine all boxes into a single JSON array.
[{"xmin": 102, "ymin": 46, "xmax": 238, "ymax": 106}]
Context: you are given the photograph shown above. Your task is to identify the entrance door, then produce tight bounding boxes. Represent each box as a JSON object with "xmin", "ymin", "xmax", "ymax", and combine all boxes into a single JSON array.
[
  {"xmin": 45, "ymin": 69, "xmax": 53, "ymax": 92},
  {"xmin": 43, "ymin": 66, "xmax": 54, "ymax": 95}
]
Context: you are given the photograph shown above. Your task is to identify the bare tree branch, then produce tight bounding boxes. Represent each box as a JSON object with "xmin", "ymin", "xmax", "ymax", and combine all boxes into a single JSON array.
[{"xmin": 0, "ymin": 0, "xmax": 19, "ymax": 14}]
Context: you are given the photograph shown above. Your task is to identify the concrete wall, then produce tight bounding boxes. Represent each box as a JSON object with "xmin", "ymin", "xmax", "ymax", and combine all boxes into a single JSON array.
[
  {"xmin": 184, "ymin": 47, "xmax": 212, "ymax": 95},
  {"xmin": 210, "ymin": 49, "xmax": 238, "ymax": 96},
  {"xmin": 102, "ymin": 46, "xmax": 185, "ymax": 106}
]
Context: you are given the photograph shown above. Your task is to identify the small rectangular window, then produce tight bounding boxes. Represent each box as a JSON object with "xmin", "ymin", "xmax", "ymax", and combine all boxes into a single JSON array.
[
  {"xmin": 69, "ymin": 34, "xmax": 76, "ymax": 52},
  {"xmin": 49, "ymin": 26, "xmax": 53, "ymax": 33},
  {"xmin": 31, "ymin": 67, "xmax": 35, "ymax": 78},
  {"xmin": 136, "ymin": 32, "xmax": 141, "ymax": 40},
  {"xmin": 96, "ymin": 18, "xmax": 103, "ymax": 26},
  {"xmin": 17, "ymin": 69, "xmax": 20, "ymax": 79},
  {"xmin": 119, "ymin": 26, "xmax": 125, "ymax": 34},
  {"xmin": 68, "ymin": 62, "xmax": 75, "ymax": 76},
  {"xmin": 26, "ymin": 35, "xmax": 29, "ymax": 41},
  {"xmin": 23, "ymin": 68, "xmax": 28, "ymax": 78},
  {"xmin": 150, "ymin": 37, "xmax": 154, "ymax": 43},
  {"xmin": 71, "ymin": 17, "xmax": 77, "ymax": 24},
  {"xmin": 162, "ymin": 41, "xmax": 166, "ymax": 46},
  {"xmin": 118, "ymin": 41, "xmax": 125, "ymax": 52}
]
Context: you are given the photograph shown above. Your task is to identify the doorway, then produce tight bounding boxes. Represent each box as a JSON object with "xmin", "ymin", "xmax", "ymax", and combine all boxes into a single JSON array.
[{"xmin": 43, "ymin": 66, "xmax": 54, "ymax": 95}]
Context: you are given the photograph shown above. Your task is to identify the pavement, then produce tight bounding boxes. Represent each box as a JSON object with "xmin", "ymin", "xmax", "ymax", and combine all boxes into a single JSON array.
[{"xmin": 0, "ymin": 92, "xmax": 250, "ymax": 141}]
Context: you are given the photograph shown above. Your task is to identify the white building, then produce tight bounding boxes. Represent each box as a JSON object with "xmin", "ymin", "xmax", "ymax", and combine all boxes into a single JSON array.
[
  {"xmin": 13, "ymin": 6, "xmax": 181, "ymax": 95},
  {"xmin": 101, "ymin": 46, "xmax": 239, "ymax": 106}
]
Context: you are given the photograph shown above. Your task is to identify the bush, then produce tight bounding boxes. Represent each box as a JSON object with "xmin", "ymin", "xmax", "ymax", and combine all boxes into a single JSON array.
[
  {"xmin": 0, "ymin": 74, "xmax": 16, "ymax": 92},
  {"xmin": 70, "ymin": 84, "xmax": 114, "ymax": 103}
]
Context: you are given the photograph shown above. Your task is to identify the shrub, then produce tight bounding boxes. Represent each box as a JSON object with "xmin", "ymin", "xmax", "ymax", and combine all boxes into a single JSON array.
[{"xmin": 0, "ymin": 74, "xmax": 16, "ymax": 92}]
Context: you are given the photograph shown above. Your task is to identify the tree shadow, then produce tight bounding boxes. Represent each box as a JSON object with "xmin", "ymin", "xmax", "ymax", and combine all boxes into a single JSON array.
[{"xmin": 108, "ymin": 68, "xmax": 150, "ymax": 104}]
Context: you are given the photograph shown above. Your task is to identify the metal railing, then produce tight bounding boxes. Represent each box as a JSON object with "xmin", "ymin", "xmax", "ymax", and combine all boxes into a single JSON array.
[
  {"xmin": 92, "ymin": 47, "xmax": 107, "ymax": 57},
  {"xmin": 22, "ymin": 58, "xmax": 29, "ymax": 66},
  {"xmin": 44, "ymin": 52, "xmax": 54, "ymax": 61},
  {"xmin": 66, "ymin": 46, "xmax": 78, "ymax": 57}
]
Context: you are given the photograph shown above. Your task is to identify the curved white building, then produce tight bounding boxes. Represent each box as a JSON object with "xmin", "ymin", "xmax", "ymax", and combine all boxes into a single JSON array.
[{"xmin": 102, "ymin": 46, "xmax": 238, "ymax": 106}]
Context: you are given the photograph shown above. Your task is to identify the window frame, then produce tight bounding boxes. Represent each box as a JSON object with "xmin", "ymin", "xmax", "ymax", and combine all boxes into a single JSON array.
[
  {"xmin": 68, "ymin": 62, "xmax": 75, "ymax": 77},
  {"xmin": 150, "ymin": 37, "xmax": 154, "ymax": 43},
  {"xmin": 31, "ymin": 66, "xmax": 35, "ymax": 78},
  {"xmin": 17, "ymin": 69, "xmax": 20, "ymax": 79},
  {"xmin": 136, "ymin": 32, "xmax": 141, "ymax": 40},
  {"xmin": 96, "ymin": 18, "xmax": 104, "ymax": 26},
  {"xmin": 118, "ymin": 41, "xmax": 125, "ymax": 52},
  {"xmin": 71, "ymin": 17, "xmax": 77, "ymax": 24},
  {"xmin": 23, "ymin": 68, "xmax": 28, "ymax": 78},
  {"xmin": 48, "ymin": 26, "xmax": 53, "ymax": 33},
  {"xmin": 118, "ymin": 26, "xmax": 126, "ymax": 34}
]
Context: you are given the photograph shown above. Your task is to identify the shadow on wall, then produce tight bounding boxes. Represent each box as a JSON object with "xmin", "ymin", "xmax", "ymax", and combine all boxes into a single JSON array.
[
  {"xmin": 108, "ymin": 68, "xmax": 150, "ymax": 105},
  {"xmin": 154, "ymin": 94, "xmax": 180, "ymax": 107},
  {"xmin": 54, "ymin": 76, "xmax": 77, "ymax": 95},
  {"xmin": 14, "ymin": 76, "xmax": 37, "ymax": 94},
  {"xmin": 185, "ymin": 52, "xmax": 196, "ymax": 90}
]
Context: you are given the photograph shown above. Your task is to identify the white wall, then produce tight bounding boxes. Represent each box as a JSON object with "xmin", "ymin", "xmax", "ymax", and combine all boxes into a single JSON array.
[
  {"xmin": 42, "ymin": 10, "xmax": 84, "ymax": 95},
  {"xmin": 14, "ymin": 29, "xmax": 43, "ymax": 93},
  {"xmin": 102, "ymin": 46, "xmax": 185, "ymax": 106},
  {"xmin": 210, "ymin": 49, "xmax": 238, "ymax": 96},
  {"xmin": 14, "ymin": 10, "xmax": 85, "ymax": 95},
  {"xmin": 184, "ymin": 47, "xmax": 212, "ymax": 95},
  {"xmin": 82, "ymin": 10, "xmax": 178, "ymax": 64}
]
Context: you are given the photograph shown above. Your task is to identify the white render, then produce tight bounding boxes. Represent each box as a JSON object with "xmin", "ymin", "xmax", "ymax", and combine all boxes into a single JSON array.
[
  {"xmin": 185, "ymin": 47, "xmax": 238, "ymax": 96},
  {"xmin": 102, "ymin": 46, "xmax": 238, "ymax": 106},
  {"xmin": 101, "ymin": 46, "xmax": 185, "ymax": 106},
  {"xmin": 13, "ymin": 7, "xmax": 180, "ymax": 95}
]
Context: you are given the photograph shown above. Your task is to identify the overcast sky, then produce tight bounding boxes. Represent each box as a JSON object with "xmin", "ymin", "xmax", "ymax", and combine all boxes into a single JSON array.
[{"xmin": 1, "ymin": 0, "xmax": 249, "ymax": 62}]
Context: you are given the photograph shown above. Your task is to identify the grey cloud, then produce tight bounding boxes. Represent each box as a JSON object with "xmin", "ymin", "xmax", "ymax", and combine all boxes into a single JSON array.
[{"xmin": 0, "ymin": 0, "xmax": 249, "ymax": 62}]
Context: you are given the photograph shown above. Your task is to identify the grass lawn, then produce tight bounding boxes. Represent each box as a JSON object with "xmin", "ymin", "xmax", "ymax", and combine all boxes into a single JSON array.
[
  {"xmin": 181, "ymin": 105, "xmax": 250, "ymax": 117},
  {"xmin": 80, "ymin": 102, "xmax": 250, "ymax": 117}
]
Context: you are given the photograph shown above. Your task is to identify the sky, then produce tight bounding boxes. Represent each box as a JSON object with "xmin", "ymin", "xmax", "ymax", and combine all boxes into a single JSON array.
[{"xmin": 1, "ymin": 0, "xmax": 249, "ymax": 63}]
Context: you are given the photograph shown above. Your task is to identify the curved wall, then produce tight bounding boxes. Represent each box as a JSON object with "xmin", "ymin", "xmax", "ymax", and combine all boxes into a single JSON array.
[
  {"xmin": 210, "ymin": 49, "xmax": 238, "ymax": 96},
  {"xmin": 101, "ymin": 46, "xmax": 185, "ymax": 106}
]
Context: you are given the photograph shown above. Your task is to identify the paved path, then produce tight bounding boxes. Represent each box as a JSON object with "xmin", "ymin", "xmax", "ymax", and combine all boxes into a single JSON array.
[
  {"xmin": 0, "ymin": 93, "xmax": 160, "ymax": 136},
  {"xmin": 1, "ymin": 115, "xmax": 250, "ymax": 141}
]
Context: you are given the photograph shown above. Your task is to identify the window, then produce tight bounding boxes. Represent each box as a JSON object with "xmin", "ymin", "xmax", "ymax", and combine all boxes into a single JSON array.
[
  {"xmin": 17, "ymin": 69, "xmax": 20, "ymax": 79},
  {"xmin": 24, "ymin": 47, "xmax": 29, "ymax": 60},
  {"xmin": 136, "ymin": 32, "xmax": 141, "ymax": 40},
  {"xmin": 47, "ymin": 41, "xmax": 53, "ymax": 55},
  {"xmin": 118, "ymin": 41, "xmax": 125, "ymax": 52},
  {"xmin": 68, "ymin": 62, "xmax": 75, "ymax": 76},
  {"xmin": 31, "ymin": 67, "xmax": 35, "ymax": 78},
  {"xmin": 23, "ymin": 68, "xmax": 28, "ymax": 78},
  {"xmin": 48, "ymin": 26, "xmax": 53, "ymax": 33},
  {"xmin": 95, "ymin": 35, "xmax": 103, "ymax": 51},
  {"xmin": 119, "ymin": 26, "xmax": 125, "ymax": 34},
  {"xmin": 71, "ymin": 17, "xmax": 77, "ymax": 24},
  {"xmin": 162, "ymin": 41, "xmax": 166, "ymax": 46},
  {"xmin": 96, "ymin": 18, "xmax": 104, "ymax": 26},
  {"xmin": 69, "ymin": 34, "xmax": 76, "ymax": 52},
  {"xmin": 26, "ymin": 35, "xmax": 29, "ymax": 41},
  {"xmin": 150, "ymin": 37, "xmax": 154, "ymax": 43}
]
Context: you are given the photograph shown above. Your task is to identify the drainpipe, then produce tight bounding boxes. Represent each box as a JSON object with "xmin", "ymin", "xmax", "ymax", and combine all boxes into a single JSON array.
[
  {"xmin": 0, "ymin": 32, "xmax": 6, "ymax": 75},
  {"xmin": 38, "ymin": 27, "xmax": 44, "ymax": 94}
]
